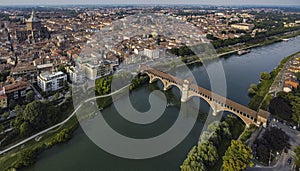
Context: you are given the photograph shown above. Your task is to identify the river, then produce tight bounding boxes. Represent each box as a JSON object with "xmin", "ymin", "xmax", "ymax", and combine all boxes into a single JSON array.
[{"xmin": 24, "ymin": 36, "xmax": 300, "ymax": 171}]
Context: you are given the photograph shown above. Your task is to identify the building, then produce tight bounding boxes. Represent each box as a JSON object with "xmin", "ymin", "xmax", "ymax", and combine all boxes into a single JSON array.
[
  {"xmin": 10, "ymin": 63, "xmax": 38, "ymax": 82},
  {"xmin": 16, "ymin": 10, "xmax": 50, "ymax": 42},
  {"xmin": 284, "ymin": 80, "xmax": 299, "ymax": 89},
  {"xmin": 143, "ymin": 48, "xmax": 160, "ymax": 59},
  {"xmin": 26, "ymin": 10, "xmax": 42, "ymax": 31},
  {"xmin": 36, "ymin": 63, "xmax": 54, "ymax": 73},
  {"xmin": 0, "ymin": 87, "xmax": 7, "ymax": 108},
  {"xmin": 231, "ymin": 23, "xmax": 255, "ymax": 31},
  {"xmin": 4, "ymin": 81, "xmax": 30, "ymax": 100},
  {"xmin": 37, "ymin": 71, "xmax": 67, "ymax": 92},
  {"xmin": 83, "ymin": 62, "xmax": 111, "ymax": 80},
  {"xmin": 283, "ymin": 84, "xmax": 293, "ymax": 93},
  {"xmin": 0, "ymin": 94, "xmax": 7, "ymax": 108},
  {"xmin": 69, "ymin": 66, "xmax": 85, "ymax": 83}
]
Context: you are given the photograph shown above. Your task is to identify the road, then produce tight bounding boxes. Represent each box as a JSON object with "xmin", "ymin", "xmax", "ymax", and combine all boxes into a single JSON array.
[
  {"xmin": 0, "ymin": 84, "xmax": 130, "ymax": 155},
  {"xmin": 269, "ymin": 56, "xmax": 294, "ymax": 96}
]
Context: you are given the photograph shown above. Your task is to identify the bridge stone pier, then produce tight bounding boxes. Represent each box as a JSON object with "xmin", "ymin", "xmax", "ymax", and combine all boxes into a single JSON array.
[{"xmin": 141, "ymin": 65, "xmax": 270, "ymax": 127}]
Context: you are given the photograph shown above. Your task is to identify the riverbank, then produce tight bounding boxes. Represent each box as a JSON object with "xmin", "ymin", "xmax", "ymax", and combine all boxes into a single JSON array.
[
  {"xmin": 0, "ymin": 75, "xmax": 150, "ymax": 171},
  {"xmin": 172, "ymin": 30, "xmax": 300, "ymax": 67},
  {"xmin": 216, "ymin": 30, "xmax": 300, "ymax": 57},
  {"xmin": 247, "ymin": 51, "xmax": 300, "ymax": 111}
]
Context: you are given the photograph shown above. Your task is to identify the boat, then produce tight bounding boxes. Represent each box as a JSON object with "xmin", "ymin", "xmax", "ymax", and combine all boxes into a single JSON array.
[
  {"xmin": 282, "ymin": 38, "xmax": 289, "ymax": 42},
  {"xmin": 237, "ymin": 49, "xmax": 250, "ymax": 55}
]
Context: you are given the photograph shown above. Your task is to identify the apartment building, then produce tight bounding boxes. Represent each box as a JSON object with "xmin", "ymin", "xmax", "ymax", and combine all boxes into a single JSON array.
[{"xmin": 37, "ymin": 71, "xmax": 67, "ymax": 92}]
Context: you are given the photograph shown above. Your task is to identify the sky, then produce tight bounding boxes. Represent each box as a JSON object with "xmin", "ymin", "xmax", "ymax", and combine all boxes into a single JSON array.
[{"xmin": 0, "ymin": 0, "xmax": 299, "ymax": 6}]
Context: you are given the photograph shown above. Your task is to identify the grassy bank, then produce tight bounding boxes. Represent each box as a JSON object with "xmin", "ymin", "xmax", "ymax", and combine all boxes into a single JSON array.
[
  {"xmin": 248, "ymin": 51, "xmax": 300, "ymax": 110},
  {"xmin": 0, "ymin": 75, "xmax": 150, "ymax": 171},
  {"xmin": 217, "ymin": 30, "xmax": 300, "ymax": 57},
  {"xmin": 0, "ymin": 116, "xmax": 78, "ymax": 171}
]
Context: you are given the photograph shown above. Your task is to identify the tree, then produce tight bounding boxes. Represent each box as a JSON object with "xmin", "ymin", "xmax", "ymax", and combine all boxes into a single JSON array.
[
  {"xmin": 263, "ymin": 127, "xmax": 290, "ymax": 152},
  {"xmin": 23, "ymin": 101, "xmax": 44, "ymax": 128},
  {"xmin": 198, "ymin": 142, "xmax": 219, "ymax": 166},
  {"xmin": 55, "ymin": 128, "xmax": 72, "ymax": 143},
  {"xmin": 0, "ymin": 107, "xmax": 4, "ymax": 115},
  {"xmin": 248, "ymin": 84, "xmax": 258, "ymax": 96},
  {"xmin": 57, "ymin": 64, "xmax": 67, "ymax": 73},
  {"xmin": 14, "ymin": 105, "xmax": 22, "ymax": 117},
  {"xmin": 255, "ymin": 142, "xmax": 270, "ymax": 163},
  {"xmin": 200, "ymin": 131, "xmax": 210, "ymax": 142},
  {"xmin": 25, "ymin": 90, "xmax": 35, "ymax": 102},
  {"xmin": 3, "ymin": 111, "xmax": 9, "ymax": 118},
  {"xmin": 208, "ymin": 121, "xmax": 220, "ymax": 132},
  {"xmin": 248, "ymin": 88, "xmax": 256, "ymax": 96},
  {"xmin": 180, "ymin": 146, "xmax": 206, "ymax": 171},
  {"xmin": 260, "ymin": 72, "xmax": 271, "ymax": 80},
  {"xmin": 19, "ymin": 121, "xmax": 31, "ymax": 137},
  {"xmin": 0, "ymin": 125, "xmax": 4, "ymax": 133},
  {"xmin": 53, "ymin": 92, "xmax": 60, "ymax": 101},
  {"xmin": 295, "ymin": 72, "xmax": 300, "ymax": 81},
  {"xmin": 222, "ymin": 140, "xmax": 254, "ymax": 171},
  {"xmin": 9, "ymin": 99, "xmax": 17, "ymax": 109}
]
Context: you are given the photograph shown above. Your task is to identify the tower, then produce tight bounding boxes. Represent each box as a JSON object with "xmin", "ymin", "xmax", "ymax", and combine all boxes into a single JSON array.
[
  {"xmin": 26, "ymin": 9, "xmax": 41, "ymax": 32},
  {"xmin": 181, "ymin": 80, "xmax": 190, "ymax": 103}
]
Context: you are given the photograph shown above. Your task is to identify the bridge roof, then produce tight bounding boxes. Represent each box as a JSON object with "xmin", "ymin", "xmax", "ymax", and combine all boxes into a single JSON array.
[
  {"xmin": 141, "ymin": 65, "xmax": 269, "ymax": 119},
  {"xmin": 189, "ymin": 84, "xmax": 258, "ymax": 118}
]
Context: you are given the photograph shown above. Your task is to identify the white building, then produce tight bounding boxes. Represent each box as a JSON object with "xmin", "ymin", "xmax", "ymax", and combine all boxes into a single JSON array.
[
  {"xmin": 83, "ymin": 62, "xmax": 111, "ymax": 80},
  {"xmin": 69, "ymin": 66, "xmax": 85, "ymax": 83},
  {"xmin": 143, "ymin": 48, "xmax": 160, "ymax": 59},
  {"xmin": 37, "ymin": 71, "xmax": 67, "ymax": 92},
  {"xmin": 231, "ymin": 23, "xmax": 254, "ymax": 31}
]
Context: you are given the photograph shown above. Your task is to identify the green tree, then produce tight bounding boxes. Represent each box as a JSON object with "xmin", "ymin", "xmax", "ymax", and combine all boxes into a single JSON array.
[
  {"xmin": 263, "ymin": 127, "xmax": 290, "ymax": 152},
  {"xmin": 53, "ymin": 92, "xmax": 60, "ymax": 101},
  {"xmin": 57, "ymin": 64, "xmax": 67, "ymax": 73},
  {"xmin": 19, "ymin": 121, "xmax": 31, "ymax": 137},
  {"xmin": 0, "ymin": 125, "xmax": 4, "ymax": 133},
  {"xmin": 14, "ymin": 105, "xmax": 22, "ymax": 117},
  {"xmin": 208, "ymin": 121, "xmax": 220, "ymax": 132},
  {"xmin": 3, "ymin": 111, "xmax": 9, "ymax": 118},
  {"xmin": 180, "ymin": 146, "xmax": 206, "ymax": 171},
  {"xmin": 295, "ymin": 72, "xmax": 300, "ymax": 81},
  {"xmin": 248, "ymin": 88, "xmax": 256, "ymax": 96},
  {"xmin": 250, "ymin": 84, "xmax": 257, "ymax": 89},
  {"xmin": 249, "ymin": 84, "xmax": 258, "ymax": 93},
  {"xmin": 222, "ymin": 140, "xmax": 254, "ymax": 171},
  {"xmin": 25, "ymin": 90, "xmax": 35, "ymax": 102},
  {"xmin": 23, "ymin": 101, "xmax": 43, "ymax": 128},
  {"xmin": 260, "ymin": 72, "xmax": 271, "ymax": 80},
  {"xmin": 9, "ymin": 99, "xmax": 17, "ymax": 109},
  {"xmin": 55, "ymin": 128, "xmax": 72, "ymax": 143},
  {"xmin": 198, "ymin": 142, "xmax": 219, "ymax": 166}
]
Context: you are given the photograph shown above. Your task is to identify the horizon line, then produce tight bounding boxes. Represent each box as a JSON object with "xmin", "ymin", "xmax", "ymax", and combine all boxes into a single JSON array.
[{"xmin": 0, "ymin": 3, "xmax": 300, "ymax": 7}]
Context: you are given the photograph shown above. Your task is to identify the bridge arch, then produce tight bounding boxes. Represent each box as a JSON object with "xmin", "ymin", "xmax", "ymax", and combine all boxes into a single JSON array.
[
  {"xmin": 175, "ymin": 91, "xmax": 256, "ymax": 126},
  {"xmin": 214, "ymin": 109, "xmax": 253, "ymax": 127},
  {"xmin": 140, "ymin": 67, "xmax": 269, "ymax": 127},
  {"xmin": 146, "ymin": 72, "xmax": 183, "ymax": 92},
  {"xmin": 164, "ymin": 82, "xmax": 183, "ymax": 92},
  {"xmin": 148, "ymin": 74, "xmax": 168, "ymax": 89}
]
